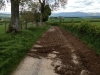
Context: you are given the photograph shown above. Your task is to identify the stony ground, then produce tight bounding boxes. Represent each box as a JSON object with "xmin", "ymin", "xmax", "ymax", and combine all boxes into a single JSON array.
[{"xmin": 12, "ymin": 26, "xmax": 100, "ymax": 75}]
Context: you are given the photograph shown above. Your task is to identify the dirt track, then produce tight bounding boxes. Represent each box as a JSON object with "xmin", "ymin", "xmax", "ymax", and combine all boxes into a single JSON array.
[{"xmin": 12, "ymin": 26, "xmax": 100, "ymax": 75}]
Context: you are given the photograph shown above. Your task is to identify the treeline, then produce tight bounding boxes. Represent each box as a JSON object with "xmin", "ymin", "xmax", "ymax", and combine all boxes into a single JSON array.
[
  {"xmin": 20, "ymin": 4, "xmax": 51, "ymax": 28},
  {"xmin": 49, "ymin": 17, "xmax": 100, "ymax": 23}
]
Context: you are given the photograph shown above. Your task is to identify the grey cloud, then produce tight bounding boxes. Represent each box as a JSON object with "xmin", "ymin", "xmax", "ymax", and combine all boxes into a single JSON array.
[
  {"xmin": 69, "ymin": 6, "xmax": 81, "ymax": 8},
  {"xmin": 84, "ymin": 1, "xmax": 93, "ymax": 5},
  {"xmin": 55, "ymin": 0, "xmax": 100, "ymax": 13}
]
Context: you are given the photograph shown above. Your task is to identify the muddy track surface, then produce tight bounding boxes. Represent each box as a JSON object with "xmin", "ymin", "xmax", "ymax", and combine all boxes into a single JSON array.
[{"xmin": 12, "ymin": 26, "xmax": 100, "ymax": 75}]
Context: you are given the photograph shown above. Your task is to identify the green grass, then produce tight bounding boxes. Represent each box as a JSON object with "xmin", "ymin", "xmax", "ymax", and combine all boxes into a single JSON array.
[
  {"xmin": 49, "ymin": 17, "xmax": 100, "ymax": 22},
  {"xmin": 59, "ymin": 21, "xmax": 100, "ymax": 55},
  {"xmin": 0, "ymin": 25, "xmax": 50, "ymax": 75},
  {"xmin": 90, "ymin": 22, "xmax": 100, "ymax": 27},
  {"xmin": 48, "ymin": 17, "xmax": 83, "ymax": 23},
  {"xmin": 74, "ymin": 22, "xmax": 100, "ymax": 27},
  {"xmin": 0, "ymin": 24, "xmax": 9, "ymax": 34}
]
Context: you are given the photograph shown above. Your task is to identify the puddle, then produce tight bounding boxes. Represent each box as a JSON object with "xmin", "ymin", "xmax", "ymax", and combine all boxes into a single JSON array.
[{"xmin": 12, "ymin": 56, "xmax": 58, "ymax": 75}]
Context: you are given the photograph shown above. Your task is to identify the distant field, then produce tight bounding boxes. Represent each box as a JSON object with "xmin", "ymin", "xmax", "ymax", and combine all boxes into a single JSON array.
[
  {"xmin": 48, "ymin": 17, "xmax": 100, "ymax": 27},
  {"xmin": 49, "ymin": 17, "xmax": 100, "ymax": 21},
  {"xmin": 74, "ymin": 22, "xmax": 100, "ymax": 27},
  {"xmin": 91, "ymin": 22, "xmax": 100, "ymax": 27},
  {"xmin": 48, "ymin": 17, "xmax": 83, "ymax": 22}
]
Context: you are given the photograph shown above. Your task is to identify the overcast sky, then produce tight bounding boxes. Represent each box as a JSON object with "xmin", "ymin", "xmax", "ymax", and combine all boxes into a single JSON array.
[
  {"xmin": 53, "ymin": 0, "xmax": 100, "ymax": 13},
  {"xmin": 0, "ymin": 0, "xmax": 100, "ymax": 13}
]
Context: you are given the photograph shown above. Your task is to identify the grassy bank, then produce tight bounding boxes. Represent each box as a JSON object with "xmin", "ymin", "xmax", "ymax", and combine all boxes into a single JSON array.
[
  {"xmin": 0, "ymin": 25, "xmax": 50, "ymax": 75},
  {"xmin": 59, "ymin": 21, "xmax": 100, "ymax": 55}
]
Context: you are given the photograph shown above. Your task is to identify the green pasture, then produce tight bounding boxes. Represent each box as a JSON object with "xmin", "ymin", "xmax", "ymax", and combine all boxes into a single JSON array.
[
  {"xmin": 48, "ymin": 17, "xmax": 100, "ymax": 27},
  {"xmin": 48, "ymin": 17, "xmax": 83, "ymax": 22},
  {"xmin": 49, "ymin": 17, "xmax": 100, "ymax": 21},
  {"xmin": 91, "ymin": 22, "xmax": 100, "ymax": 27},
  {"xmin": 74, "ymin": 22, "xmax": 100, "ymax": 27}
]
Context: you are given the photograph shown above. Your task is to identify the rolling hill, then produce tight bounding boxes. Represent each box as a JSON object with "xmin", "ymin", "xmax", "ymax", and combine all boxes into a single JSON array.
[
  {"xmin": 0, "ymin": 12, "xmax": 11, "ymax": 18},
  {"xmin": 51, "ymin": 12, "xmax": 100, "ymax": 18}
]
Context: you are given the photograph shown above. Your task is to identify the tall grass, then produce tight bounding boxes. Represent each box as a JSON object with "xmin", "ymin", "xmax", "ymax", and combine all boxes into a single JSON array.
[{"xmin": 0, "ymin": 25, "xmax": 50, "ymax": 75}]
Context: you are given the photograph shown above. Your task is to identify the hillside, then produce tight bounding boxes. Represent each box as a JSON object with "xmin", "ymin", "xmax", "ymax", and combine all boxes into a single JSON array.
[
  {"xmin": 0, "ymin": 12, "xmax": 11, "ymax": 18},
  {"xmin": 51, "ymin": 12, "xmax": 100, "ymax": 18}
]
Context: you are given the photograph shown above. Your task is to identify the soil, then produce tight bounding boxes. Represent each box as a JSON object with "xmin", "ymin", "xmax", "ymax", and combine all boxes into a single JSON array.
[{"xmin": 12, "ymin": 26, "xmax": 100, "ymax": 75}]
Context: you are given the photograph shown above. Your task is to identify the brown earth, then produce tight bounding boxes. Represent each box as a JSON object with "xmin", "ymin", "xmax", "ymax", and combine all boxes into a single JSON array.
[{"xmin": 12, "ymin": 26, "xmax": 100, "ymax": 75}]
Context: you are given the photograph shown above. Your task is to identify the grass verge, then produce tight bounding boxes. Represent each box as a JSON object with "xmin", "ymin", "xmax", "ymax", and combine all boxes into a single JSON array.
[
  {"xmin": 59, "ymin": 21, "xmax": 100, "ymax": 55},
  {"xmin": 0, "ymin": 25, "xmax": 50, "ymax": 75}
]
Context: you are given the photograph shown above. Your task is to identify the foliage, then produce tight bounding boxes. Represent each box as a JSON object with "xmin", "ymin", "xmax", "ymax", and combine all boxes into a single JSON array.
[
  {"xmin": 42, "ymin": 5, "xmax": 51, "ymax": 22},
  {"xmin": 21, "ymin": 11, "xmax": 34, "ymax": 22},
  {"xmin": 38, "ymin": 0, "xmax": 68, "ymax": 24},
  {"xmin": 21, "ymin": 4, "xmax": 51, "ymax": 23},
  {"xmin": 0, "ymin": 0, "xmax": 5, "ymax": 9}
]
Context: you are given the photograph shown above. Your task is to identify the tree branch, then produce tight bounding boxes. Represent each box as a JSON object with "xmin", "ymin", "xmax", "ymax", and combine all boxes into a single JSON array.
[{"xmin": 39, "ymin": 0, "xmax": 41, "ymax": 3}]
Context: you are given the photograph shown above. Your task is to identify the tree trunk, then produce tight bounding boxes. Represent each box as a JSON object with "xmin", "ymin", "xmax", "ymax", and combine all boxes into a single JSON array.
[
  {"xmin": 40, "ymin": 13, "xmax": 42, "ymax": 25},
  {"xmin": 40, "ymin": 2, "xmax": 44, "ymax": 26},
  {"xmin": 7, "ymin": 0, "xmax": 20, "ymax": 33}
]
